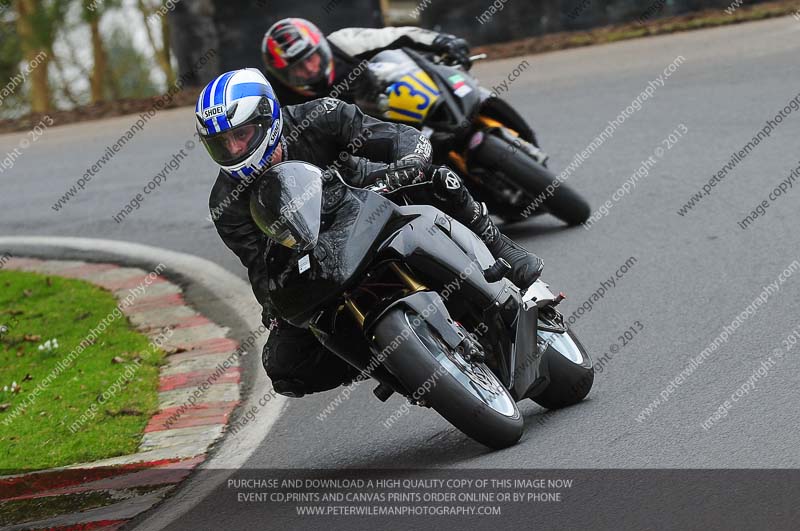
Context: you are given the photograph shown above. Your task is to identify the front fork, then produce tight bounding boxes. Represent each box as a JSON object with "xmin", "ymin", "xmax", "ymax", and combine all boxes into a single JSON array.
[
  {"xmin": 342, "ymin": 262, "xmax": 427, "ymax": 328},
  {"xmin": 345, "ymin": 262, "xmax": 488, "ymax": 361}
]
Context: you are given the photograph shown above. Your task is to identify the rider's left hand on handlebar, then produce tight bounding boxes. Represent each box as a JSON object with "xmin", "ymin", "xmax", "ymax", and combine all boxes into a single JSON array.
[{"xmin": 433, "ymin": 34, "xmax": 472, "ymax": 69}]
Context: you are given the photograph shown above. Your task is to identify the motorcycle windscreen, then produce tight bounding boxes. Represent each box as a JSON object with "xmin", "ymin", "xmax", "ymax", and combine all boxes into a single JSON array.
[{"xmin": 250, "ymin": 162, "xmax": 323, "ymax": 251}]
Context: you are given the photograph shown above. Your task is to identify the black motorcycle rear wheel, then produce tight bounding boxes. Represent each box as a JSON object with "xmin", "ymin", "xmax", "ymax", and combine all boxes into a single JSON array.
[
  {"xmin": 529, "ymin": 329, "xmax": 594, "ymax": 410},
  {"xmin": 473, "ymin": 133, "xmax": 591, "ymax": 226},
  {"xmin": 373, "ymin": 308, "xmax": 523, "ymax": 449}
]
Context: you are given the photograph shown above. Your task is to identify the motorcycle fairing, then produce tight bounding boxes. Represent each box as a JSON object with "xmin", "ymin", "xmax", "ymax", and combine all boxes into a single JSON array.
[
  {"xmin": 368, "ymin": 49, "xmax": 442, "ymax": 124},
  {"xmin": 371, "ymin": 205, "xmax": 542, "ymax": 395},
  {"xmin": 403, "ymin": 48, "xmax": 482, "ymax": 135},
  {"xmin": 267, "ymin": 186, "xmax": 544, "ymax": 397},
  {"xmin": 386, "ymin": 71, "xmax": 442, "ymax": 123},
  {"xmin": 267, "ymin": 184, "xmax": 399, "ymax": 327}
]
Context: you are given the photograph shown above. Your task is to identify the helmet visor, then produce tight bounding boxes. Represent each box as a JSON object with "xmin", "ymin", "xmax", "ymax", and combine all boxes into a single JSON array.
[
  {"xmin": 201, "ymin": 119, "xmax": 271, "ymax": 166},
  {"xmin": 250, "ymin": 162, "xmax": 324, "ymax": 250}
]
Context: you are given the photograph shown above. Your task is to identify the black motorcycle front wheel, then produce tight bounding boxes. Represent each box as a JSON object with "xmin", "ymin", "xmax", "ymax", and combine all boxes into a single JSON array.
[
  {"xmin": 472, "ymin": 133, "xmax": 591, "ymax": 226},
  {"xmin": 373, "ymin": 309, "xmax": 523, "ymax": 449}
]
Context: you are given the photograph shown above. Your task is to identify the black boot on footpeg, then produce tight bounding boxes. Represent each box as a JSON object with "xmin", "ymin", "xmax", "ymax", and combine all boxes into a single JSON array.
[
  {"xmin": 429, "ymin": 170, "xmax": 545, "ymax": 291},
  {"xmin": 468, "ymin": 202, "xmax": 544, "ymax": 291},
  {"xmin": 485, "ymin": 233, "xmax": 544, "ymax": 290},
  {"xmin": 483, "ymin": 258, "xmax": 512, "ymax": 283}
]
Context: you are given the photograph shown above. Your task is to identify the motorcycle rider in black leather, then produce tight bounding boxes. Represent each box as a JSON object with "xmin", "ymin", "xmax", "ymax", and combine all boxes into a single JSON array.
[
  {"xmin": 201, "ymin": 70, "xmax": 542, "ymax": 398},
  {"xmin": 261, "ymin": 18, "xmax": 472, "ymax": 106}
]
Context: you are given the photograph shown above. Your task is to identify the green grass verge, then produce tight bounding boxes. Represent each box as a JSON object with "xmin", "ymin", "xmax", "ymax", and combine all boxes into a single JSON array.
[{"xmin": 0, "ymin": 270, "xmax": 165, "ymax": 474}]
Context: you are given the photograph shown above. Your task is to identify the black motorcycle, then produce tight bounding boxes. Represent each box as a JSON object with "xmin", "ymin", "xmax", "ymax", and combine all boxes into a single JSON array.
[
  {"xmin": 251, "ymin": 162, "xmax": 594, "ymax": 449},
  {"xmin": 359, "ymin": 48, "xmax": 591, "ymax": 225}
]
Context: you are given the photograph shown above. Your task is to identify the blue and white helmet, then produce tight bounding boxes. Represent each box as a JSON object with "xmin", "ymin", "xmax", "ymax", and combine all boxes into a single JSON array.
[{"xmin": 195, "ymin": 69, "xmax": 282, "ymax": 180}]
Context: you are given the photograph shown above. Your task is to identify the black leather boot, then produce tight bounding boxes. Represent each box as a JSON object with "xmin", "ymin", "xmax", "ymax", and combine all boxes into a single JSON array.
[
  {"xmin": 430, "ymin": 167, "xmax": 543, "ymax": 290},
  {"xmin": 468, "ymin": 202, "xmax": 543, "ymax": 290}
]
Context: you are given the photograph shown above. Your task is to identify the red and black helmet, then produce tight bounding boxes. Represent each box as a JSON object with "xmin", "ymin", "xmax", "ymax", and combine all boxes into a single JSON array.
[{"xmin": 261, "ymin": 18, "xmax": 335, "ymax": 97}]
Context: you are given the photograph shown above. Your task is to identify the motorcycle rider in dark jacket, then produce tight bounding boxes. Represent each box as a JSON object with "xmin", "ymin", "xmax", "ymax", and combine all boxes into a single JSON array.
[
  {"xmin": 260, "ymin": 18, "xmax": 472, "ymax": 106},
  {"xmin": 199, "ymin": 69, "xmax": 542, "ymax": 397}
]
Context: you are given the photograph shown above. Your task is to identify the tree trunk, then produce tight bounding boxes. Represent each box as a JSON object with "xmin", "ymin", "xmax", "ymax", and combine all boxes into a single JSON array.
[
  {"xmin": 14, "ymin": 0, "xmax": 52, "ymax": 112},
  {"xmin": 138, "ymin": 0, "xmax": 175, "ymax": 88},
  {"xmin": 159, "ymin": 9, "xmax": 175, "ymax": 86},
  {"xmin": 89, "ymin": 16, "xmax": 108, "ymax": 103},
  {"xmin": 28, "ymin": 55, "xmax": 51, "ymax": 112}
]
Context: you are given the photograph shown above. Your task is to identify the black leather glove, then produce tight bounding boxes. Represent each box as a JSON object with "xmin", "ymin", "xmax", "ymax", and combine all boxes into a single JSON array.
[
  {"xmin": 374, "ymin": 155, "xmax": 429, "ymax": 192},
  {"xmin": 432, "ymin": 34, "xmax": 471, "ymax": 68}
]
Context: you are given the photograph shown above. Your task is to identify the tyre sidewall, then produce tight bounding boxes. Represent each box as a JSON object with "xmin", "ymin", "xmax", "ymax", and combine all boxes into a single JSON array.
[{"xmin": 374, "ymin": 309, "xmax": 523, "ymax": 449}]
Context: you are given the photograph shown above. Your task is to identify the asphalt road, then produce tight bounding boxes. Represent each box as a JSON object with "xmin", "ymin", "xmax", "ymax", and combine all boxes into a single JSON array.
[{"xmin": 3, "ymin": 15, "xmax": 800, "ymax": 529}]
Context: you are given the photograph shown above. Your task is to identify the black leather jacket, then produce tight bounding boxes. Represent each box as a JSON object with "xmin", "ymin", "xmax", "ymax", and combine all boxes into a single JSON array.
[{"xmin": 208, "ymin": 98, "xmax": 432, "ymax": 323}]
